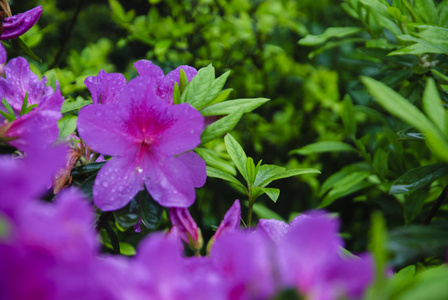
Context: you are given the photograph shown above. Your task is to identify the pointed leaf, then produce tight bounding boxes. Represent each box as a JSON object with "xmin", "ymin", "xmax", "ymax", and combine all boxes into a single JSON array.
[
  {"xmin": 254, "ymin": 164, "xmax": 320, "ymax": 188},
  {"xmin": 200, "ymin": 111, "xmax": 243, "ymax": 144},
  {"xmin": 206, "ymin": 166, "xmax": 247, "ymax": 192},
  {"xmin": 253, "ymin": 186, "xmax": 280, "ymax": 203},
  {"xmin": 290, "ymin": 141, "xmax": 358, "ymax": 155},
  {"xmin": 137, "ymin": 190, "xmax": 163, "ymax": 230},
  {"xmin": 57, "ymin": 115, "xmax": 78, "ymax": 141},
  {"xmin": 199, "ymin": 98, "xmax": 269, "ymax": 116},
  {"xmin": 390, "ymin": 163, "xmax": 448, "ymax": 194},
  {"xmin": 194, "ymin": 147, "xmax": 236, "ymax": 175},
  {"xmin": 224, "ymin": 133, "xmax": 248, "ymax": 183},
  {"xmin": 61, "ymin": 97, "xmax": 93, "ymax": 113},
  {"xmin": 423, "ymin": 78, "xmax": 446, "ymax": 134}
]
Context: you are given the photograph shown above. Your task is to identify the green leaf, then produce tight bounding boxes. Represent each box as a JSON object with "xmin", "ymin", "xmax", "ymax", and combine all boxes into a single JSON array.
[
  {"xmin": 224, "ymin": 133, "xmax": 248, "ymax": 183},
  {"xmin": 108, "ymin": 0, "xmax": 128, "ymax": 23},
  {"xmin": 72, "ymin": 162, "xmax": 106, "ymax": 177},
  {"xmin": 247, "ymin": 202, "xmax": 285, "ymax": 221},
  {"xmin": 199, "ymin": 98, "xmax": 269, "ymax": 116},
  {"xmin": 181, "ymin": 65, "xmax": 230, "ymax": 110},
  {"xmin": 173, "ymin": 82, "xmax": 181, "ymax": 105},
  {"xmin": 368, "ymin": 212, "xmax": 388, "ymax": 298},
  {"xmin": 414, "ymin": 0, "xmax": 439, "ymax": 24},
  {"xmin": 78, "ymin": 173, "xmax": 97, "ymax": 201},
  {"xmin": 195, "ymin": 147, "xmax": 236, "ymax": 175},
  {"xmin": 1, "ymin": 98, "xmax": 15, "ymax": 119},
  {"xmin": 207, "ymin": 88, "xmax": 233, "ymax": 106},
  {"xmin": 114, "ymin": 199, "xmax": 140, "ymax": 230},
  {"xmin": 253, "ymin": 186, "xmax": 280, "ymax": 203},
  {"xmin": 137, "ymin": 190, "xmax": 163, "ymax": 230},
  {"xmin": 179, "ymin": 69, "xmax": 188, "ymax": 95},
  {"xmin": 404, "ymin": 189, "xmax": 426, "ymax": 224},
  {"xmin": 423, "ymin": 78, "xmax": 446, "ymax": 135},
  {"xmin": 289, "ymin": 141, "xmax": 358, "ymax": 155},
  {"xmin": 61, "ymin": 97, "xmax": 93, "ymax": 113},
  {"xmin": 320, "ymin": 170, "xmax": 374, "ymax": 208},
  {"xmin": 118, "ymin": 242, "xmax": 136, "ymax": 256},
  {"xmin": 206, "ymin": 166, "xmax": 247, "ymax": 192},
  {"xmin": 103, "ymin": 224, "xmax": 120, "ymax": 254},
  {"xmin": 390, "ymin": 35, "xmax": 448, "ymax": 55},
  {"xmin": 200, "ymin": 111, "xmax": 243, "ymax": 144},
  {"xmin": 11, "ymin": 38, "xmax": 42, "ymax": 63},
  {"xmin": 341, "ymin": 94, "xmax": 357, "ymax": 138},
  {"xmin": 298, "ymin": 27, "xmax": 363, "ymax": 46},
  {"xmin": 0, "ymin": 111, "xmax": 15, "ymax": 122},
  {"xmin": 254, "ymin": 164, "xmax": 320, "ymax": 188},
  {"xmin": 19, "ymin": 92, "xmax": 29, "ymax": 116},
  {"xmin": 0, "ymin": 216, "xmax": 11, "ymax": 240},
  {"xmin": 246, "ymin": 157, "xmax": 256, "ymax": 185},
  {"xmin": 390, "ymin": 163, "xmax": 448, "ymax": 194},
  {"xmin": 361, "ymin": 76, "xmax": 448, "ymax": 162},
  {"xmin": 57, "ymin": 115, "xmax": 78, "ymax": 141}
]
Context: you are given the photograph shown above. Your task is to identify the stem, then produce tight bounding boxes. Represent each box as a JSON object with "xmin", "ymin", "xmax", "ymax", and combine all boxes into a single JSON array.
[
  {"xmin": 247, "ymin": 188, "xmax": 254, "ymax": 227},
  {"xmin": 423, "ymin": 184, "xmax": 448, "ymax": 225},
  {"xmin": 50, "ymin": 0, "xmax": 85, "ymax": 69},
  {"xmin": 96, "ymin": 211, "xmax": 112, "ymax": 232}
]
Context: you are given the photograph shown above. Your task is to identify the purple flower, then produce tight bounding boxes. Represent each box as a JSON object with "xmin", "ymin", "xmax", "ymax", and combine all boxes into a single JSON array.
[
  {"xmin": 0, "ymin": 6, "xmax": 42, "ymax": 40},
  {"xmin": 170, "ymin": 207, "xmax": 203, "ymax": 251},
  {"xmin": 277, "ymin": 211, "xmax": 374, "ymax": 300},
  {"xmin": 257, "ymin": 218, "xmax": 289, "ymax": 242},
  {"xmin": 207, "ymin": 199, "xmax": 241, "ymax": 253},
  {"xmin": 135, "ymin": 60, "xmax": 197, "ymax": 104},
  {"xmin": 0, "ymin": 57, "xmax": 64, "ymax": 152},
  {"xmin": 84, "ymin": 70, "xmax": 127, "ymax": 104},
  {"xmin": 77, "ymin": 77, "xmax": 206, "ymax": 210}
]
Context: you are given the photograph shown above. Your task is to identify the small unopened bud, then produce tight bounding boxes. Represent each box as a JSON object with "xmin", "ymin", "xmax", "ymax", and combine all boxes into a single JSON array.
[
  {"xmin": 169, "ymin": 207, "xmax": 203, "ymax": 252},
  {"xmin": 207, "ymin": 199, "xmax": 240, "ymax": 253}
]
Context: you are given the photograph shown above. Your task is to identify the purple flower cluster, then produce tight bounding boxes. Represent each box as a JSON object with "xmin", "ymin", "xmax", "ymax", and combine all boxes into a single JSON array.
[{"xmin": 0, "ymin": 6, "xmax": 374, "ymax": 299}]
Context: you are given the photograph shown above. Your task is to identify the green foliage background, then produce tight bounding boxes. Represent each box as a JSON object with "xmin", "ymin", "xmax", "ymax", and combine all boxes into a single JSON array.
[{"xmin": 9, "ymin": 1, "xmax": 448, "ymax": 287}]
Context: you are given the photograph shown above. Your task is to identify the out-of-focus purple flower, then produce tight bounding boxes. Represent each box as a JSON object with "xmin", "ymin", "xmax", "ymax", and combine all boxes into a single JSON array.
[
  {"xmin": 210, "ymin": 230, "xmax": 279, "ymax": 300},
  {"xmin": 135, "ymin": 60, "xmax": 197, "ymax": 104},
  {"xmin": 0, "ymin": 188, "xmax": 119, "ymax": 300},
  {"xmin": 0, "ymin": 57, "xmax": 64, "ymax": 152},
  {"xmin": 277, "ymin": 211, "xmax": 374, "ymax": 300},
  {"xmin": 0, "ymin": 43, "xmax": 6, "ymax": 74},
  {"xmin": 208, "ymin": 199, "xmax": 241, "ymax": 251},
  {"xmin": 170, "ymin": 207, "xmax": 203, "ymax": 251},
  {"xmin": 77, "ymin": 77, "xmax": 206, "ymax": 211},
  {"xmin": 84, "ymin": 69, "xmax": 127, "ymax": 104},
  {"xmin": 257, "ymin": 219, "xmax": 289, "ymax": 242},
  {"xmin": 0, "ymin": 6, "xmax": 42, "ymax": 40}
]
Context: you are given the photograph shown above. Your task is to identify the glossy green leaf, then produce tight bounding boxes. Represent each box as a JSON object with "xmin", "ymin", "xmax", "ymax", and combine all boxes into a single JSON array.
[
  {"xmin": 207, "ymin": 88, "xmax": 233, "ymax": 106},
  {"xmin": 298, "ymin": 27, "xmax": 363, "ymax": 46},
  {"xmin": 396, "ymin": 265, "xmax": 448, "ymax": 300},
  {"xmin": 195, "ymin": 147, "xmax": 236, "ymax": 175},
  {"xmin": 179, "ymin": 69, "xmax": 188, "ymax": 95},
  {"xmin": 114, "ymin": 199, "xmax": 140, "ymax": 230},
  {"xmin": 72, "ymin": 162, "xmax": 106, "ymax": 176},
  {"xmin": 361, "ymin": 76, "xmax": 448, "ymax": 162},
  {"xmin": 61, "ymin": 97, "xmax": 93, "ymax": 113},
  {"xmin": 254, "ymin": 164, "xmax": 320, "ymax": 188},
  {"xmin": 57, "ymin": 115, "xmax": 78, "ymax": 141},
  {"xmin": 368, "ymin": 212, "xmax": 388, "ymax": 299},
  {"xmin": 253, "ymin": 186, "xmax": 280, "ymax": 203},
  {"xmin": 414, "ymin": 0, "xmax": 439, "ymax": 24},
  {"xmin": 423, "ymin": 78, "xmax": 446, "ymax": 135},
  {"xmin": 249, "ymin": 202, "xmax": 285, "ymax": 221},
  {"xmin": 103, "ymin": 224, "xmax": 120, "ymax": 254},
  {"xmin": 290, "ymin": 141, "xmax": 358, "ymax": 155},
  {"xmin": 172, "ymin": 82, "xmax": 181, "ymax": 105},
  {"xmin": 206, "ymin": 166, "xmax": 247, "ymax": 192},
  {"xmin": 246, "ymin": 157, "xmax": 256, "ymax": 185},
  {"xmin": 200, "ymin": 111, "xmax": 243, "ymax": 144},
  {"xmin": 78, "ymin": 173, "xmax": 97, "ymax": 201},
  {"xmin": 319, "ymin": 163, "xmax": 371, "ymax": 197},
  {"xmin": 11, "ymin": 38, "xmax": 42, "ymax": 63},
  {"xmin": 137, "ymin": 190, "xmax": 163, "ymax": 230},
  {"xmin": 404, "ymin": 189, "xmax": 426, "ymax": 224},
  {"xmin": 224, "ymin": 133, "xmax": 248, "ymax": 183},
  {"xmin": 390, "ymin": 163, "xmax": 448, "ymax": 194},
  {"xmin": 199, "ymin": 98, "xmax": 269, "ymax": 116}
]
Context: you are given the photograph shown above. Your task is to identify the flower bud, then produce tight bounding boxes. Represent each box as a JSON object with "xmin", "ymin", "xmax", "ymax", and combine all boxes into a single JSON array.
[
  {"xmin": 169, "ymin": 207, "xmax": 203, "ymax": 251},
  {"xmin": 207, "ymin": 199, "xmax": 240, "ymax": 253}
]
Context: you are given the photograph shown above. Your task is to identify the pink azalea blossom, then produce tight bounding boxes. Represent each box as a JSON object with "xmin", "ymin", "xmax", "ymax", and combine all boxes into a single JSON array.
[
  {"xmin": 77, "ymin": 77, "xmax": 206, "ymax": 210},
  {"xmin": 84, "ymin": 70, "xmax": 127, "ymax": 104}
]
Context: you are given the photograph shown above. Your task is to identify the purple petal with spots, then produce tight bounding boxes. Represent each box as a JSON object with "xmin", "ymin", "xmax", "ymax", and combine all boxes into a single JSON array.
[
  {"xmin": 145, "ymin": 155, "xmax": 196, "ymax": 207},
  {"xmin": 0, "ymin": 6, "xmax": 42, "ymax": 40},
  {"xmin": 134, "ymin": 60, "xmax": 165, "ymax": 83},
  {"xmin": 84, "ymin": 70, "xmax": 126, "ymax": 104},
  {"xmin": 157, "ymin": 103, "xmax": 204, "ymax": 156},
  {"xmin": 0, "ymin": 43, "xmax": 6, "ymax": 64},
  {"xmin": 176, "ymin": 151, "xmax": 206, "ymax": 188},
  {"xmin": 3, "ymin": 57, "xmax": 48, "ymax": 112},
  {"xmin": 93, "ymin": 147, "xmax": 145, "ymax": 211},
  {"xmin": 158, "ymin": 65, "xmax": 197, "ymax": 104},
  {"xmin": 257, "ymin": 219, "xmax": 289, "ymax": 242},
  {"xmin": 77, "ymin": 103, "xmax": 136, "ymax": 156}
]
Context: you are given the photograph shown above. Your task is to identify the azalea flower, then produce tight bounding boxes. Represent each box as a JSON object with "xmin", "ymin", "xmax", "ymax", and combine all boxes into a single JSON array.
[
  {"xmin": 169, "ymin": 207, "xmax": 203, "ymax": 252},
  {"xmin": 84, "ymin": 69, "xmax": 127, "ymax": 105},
  {"xmin": 0, "ymin": 5, "xmax": 42, "ymax": 40},
  {"xmin": 0, "ymin": 57, "xmax": 64, "ymax": 152},
  {"xmin": 134, "ymin": 60, "xmax": 197, "ymax": 104},
  {"xmin": 77, "ymin": 76, "xmax": 206, "ymax": 210}
]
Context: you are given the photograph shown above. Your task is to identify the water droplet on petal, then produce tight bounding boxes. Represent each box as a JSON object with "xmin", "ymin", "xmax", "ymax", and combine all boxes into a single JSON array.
[{"xmin": 103, "ymin": 182, "xmax": 109, "ymax": 187}]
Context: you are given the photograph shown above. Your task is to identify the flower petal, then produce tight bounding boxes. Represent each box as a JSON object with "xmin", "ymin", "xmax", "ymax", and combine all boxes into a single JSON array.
[
  {"xmin": 158, "ymin": 103, "xmax": 204, "ymax": 156},
  {"xmin": 176, "ymin": 151, "xmax": 206, "ymax": 188},
  {"xmin": 84, "ymin": 70, "xmax": 126, "ymax": 104},
  {"xmin": 257, "ymin": 219, "xmax": 289, "ymax": 242},
  {"xmin": 4, "ymin": 57, "xmax": 47, "ymax": 111},
  {"xmin": 134, "ymin": 59, "xmax": 165, "ymax": 84},
  {"xmin": 158, "ymin": 65, "xmax": 197, "ymax": 103},
  {"xmin": 0, "ymin": 43, "xmax": 6, "ymax": 64},
  {"xmin": 93, "ymin": 148, "xmax": 145, "ymax": 211},
  {"xmin": 1, "ymin": 6, "xmax": 42, "ymax": 40},
  {"xmin": 77, "ymin": 103, "xmax": 137, "ymax": 156},
  {"xmin": 145, "ymin": 155, "xmax": 196, "ymax": 207}
]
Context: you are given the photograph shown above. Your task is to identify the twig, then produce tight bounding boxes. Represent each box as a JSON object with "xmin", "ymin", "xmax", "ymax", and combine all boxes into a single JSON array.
[
  {"xmin": 49, "ymin": 0, "xmax": 85, "ymax": 69},
  {"xmin": 422, "ymin": 184, "xmax": 448, "ymax": 225}
]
